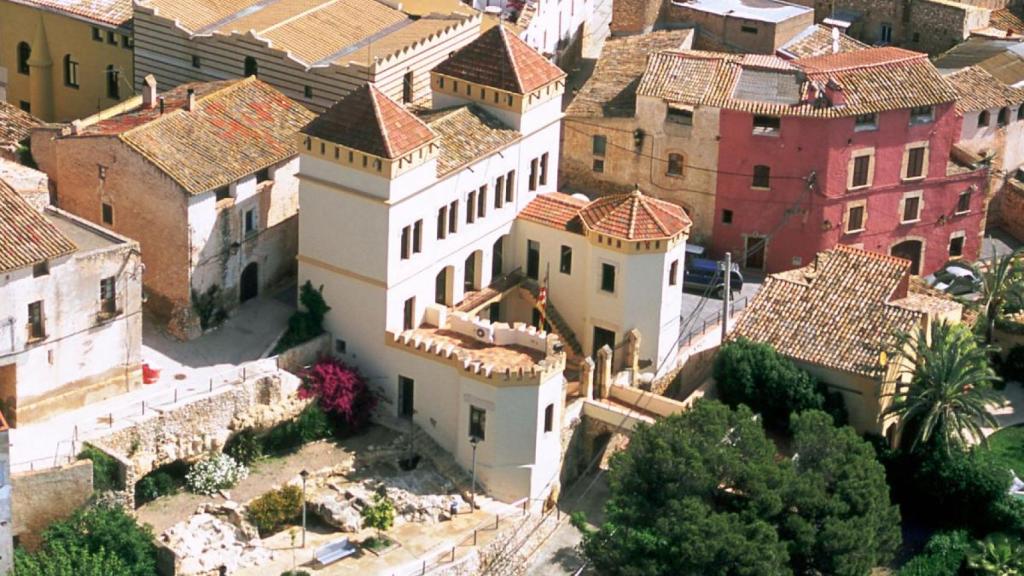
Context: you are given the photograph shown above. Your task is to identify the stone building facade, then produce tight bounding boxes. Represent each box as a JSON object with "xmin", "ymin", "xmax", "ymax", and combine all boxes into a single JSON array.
[
  {"xmin": 32, "ymin": 77, "xmax": 315, "ymax": 339},
  {"xmin": 0, "ymin": 180, "xmax": 142, "ymax": 427}
]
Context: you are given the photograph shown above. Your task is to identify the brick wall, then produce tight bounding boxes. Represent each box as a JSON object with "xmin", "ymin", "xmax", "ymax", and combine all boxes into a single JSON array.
[
  {"xmin": 1000, "ymin": 180, "xmax": 1024, "ymax": 240},
  {"xmin": 908, "ymin": 0, "xmax": 988, "ymax": 54}
]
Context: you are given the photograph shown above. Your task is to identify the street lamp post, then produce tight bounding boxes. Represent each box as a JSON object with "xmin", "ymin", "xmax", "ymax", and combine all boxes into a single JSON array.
[
  {"xmin": 470, "ymin": 436, "xmax": 480, "ymax": 510},
  {"xmin": 299, "ymin": 469, "xmax": 309, "ymax": 548}
]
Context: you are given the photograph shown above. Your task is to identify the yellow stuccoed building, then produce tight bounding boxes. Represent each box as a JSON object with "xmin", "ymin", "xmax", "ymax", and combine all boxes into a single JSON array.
[{"xmin": 0, "ymin": 0, "xmax": 133, "ymax": 122}]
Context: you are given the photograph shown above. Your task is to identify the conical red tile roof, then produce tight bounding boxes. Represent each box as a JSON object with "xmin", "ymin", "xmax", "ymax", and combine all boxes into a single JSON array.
[
  {"xmin": 579, "ymin": 187, "xmax": 691, "ymax": 241},
  {"xmin": 302, "ymin": 84, "xmax": 435, "ymax": 159},
  {"xmin": 433, "ymin": 25, "xmax": 566, "ymax": 94}
]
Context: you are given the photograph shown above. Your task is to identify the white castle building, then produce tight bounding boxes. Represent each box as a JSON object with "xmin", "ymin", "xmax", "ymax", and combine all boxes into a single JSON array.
[{"xmin": 296, "ymin": 26, "xmax": 691, "ymax": 502}]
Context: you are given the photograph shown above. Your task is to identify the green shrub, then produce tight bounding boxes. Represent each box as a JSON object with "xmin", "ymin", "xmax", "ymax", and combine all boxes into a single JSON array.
[
  {"xmin": 13, "ymin": 543, "xmax": 130, "ymax": 576},
  {"xmin": 275, "ymin": 282, "xmax": 330, "ymax": 352},
  {"xmin": 713, "ymin": 337, "xmax": 847, "ymax": 430},
  {"xmin": 363, "ymin": 493, "xmax": 395, "ymax": 539},
  {"xmin": 898, "ymin": 530, "xmax": 969, "ymax": 576},
  {"xmin": 185, "ymin": 453, "xmax": 248, "ymax": 496},
  {"xmin": 262, "ymin": 404, "xmax": 332, "ymax": 454},
  {"xmin": 281, "ymin": 572, "xmax": 311, "ymax": 576},
  {"xmin": 39, "ymin": 504, "xmax": 156, "ymax": 576},
  {"xmin": 247, "ymin": 485, "xmax": 303, "ymax": 536},
  {"xmin": 78, "ymin": 445, "xmax": 121, "ymax": 492},
  {"xmin": 134, "ymin": 472, "xmax": 177, "ymax": 505},
  {"xmin": 225, "ymin": 429, "xmax": 263, "ymax": 465}
]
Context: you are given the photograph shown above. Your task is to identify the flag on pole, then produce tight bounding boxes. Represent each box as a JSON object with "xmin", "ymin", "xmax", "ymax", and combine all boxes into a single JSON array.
[{"xmin": 536, "ymin": 287, "xmax": 548, "ymax": 330}]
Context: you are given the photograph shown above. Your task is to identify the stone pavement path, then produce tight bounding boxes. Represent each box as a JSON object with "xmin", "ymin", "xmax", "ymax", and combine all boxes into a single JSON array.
[{"xmin": 524, "ymin": 470, "xmax": 608, "ymax": 576}]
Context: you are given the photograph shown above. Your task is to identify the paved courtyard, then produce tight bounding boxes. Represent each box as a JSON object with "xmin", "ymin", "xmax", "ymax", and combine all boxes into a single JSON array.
[{"xmin": 10, "ymin": 294, "xmax": 294, "ymax": 472}]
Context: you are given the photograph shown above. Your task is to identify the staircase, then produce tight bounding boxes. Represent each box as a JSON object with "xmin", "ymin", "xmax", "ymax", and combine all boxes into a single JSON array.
[{"xmin": 521, "ymin": 282, "xmax": 585, "ymax": 367}]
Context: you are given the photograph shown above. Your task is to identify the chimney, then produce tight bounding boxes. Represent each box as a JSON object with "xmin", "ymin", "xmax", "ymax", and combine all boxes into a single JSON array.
[
  {"xmin": 159, "ymin": 96, "xmax": 165, "ymax": 115},
  {"xmin": 186, "ymin": 88, "xmax": 196, "ymax": 112},
  {"xmin": 831, "ymin": 26, "xmax": 840, "ymax": 54},
  {"xmin": 142, "ymin": 74, "xmax": 157, "ymax": 108}
]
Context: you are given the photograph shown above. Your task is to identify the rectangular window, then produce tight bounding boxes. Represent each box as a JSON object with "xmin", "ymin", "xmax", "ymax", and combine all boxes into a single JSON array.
[
  {"xmin": 592, "ymin": 135, "xmax": 607, "ymax": 155},
  {"xmin": 191, "ymin": 54, "xmax": 201, "ymax": 68},
  {"xmin": 601, "ymin": 263, "xmax": 616, "ymax": 293},
  {"xmin": 752, "ymin": 115, "xmax": 780, "ymax": 136},
  {"xmin": 403, "ymin": 297, "xmax": 415, "ymax": 330},
  {"xmin": 449, "ymin": 200, "xmax": 458, "ymax": 234},
  {"xmin": 477, "ymin": 186, "xmax": 487, "ymax": 219},
  {"xmin": 846, "ymin": 204, "xmax": 865, "ymax": 233},
  {"xmin": 470, "ymin": 405, "xmax": 486, "ymax": 440},
  {"xmin": 335, "ymin": 339, "xmax": 347, "ymax": 354},
  {"xmin": 256, "ymin": 167, "xmax": 270, "ymax": 183},
  {"xmin": 244, "ymin": 208, "xmax": 256, "ymax": 235},
  {"xmin": 544, "ymin": 404, "xmax": 554, "ymax": 433},
  {"xmin": 107, "ymin": 31, "xmax": 116, "ymax": 45},
  {"xmin": 722, "ymin": 209, "xmax": 733, "ymax": 224},
  {"xmin": 540, "ymin": 152, "xmax": 549, "ymax": 186},
  {"xmin": 505, "ymin": 170, "xmax": 515, "ymax": 203},
  {"xmin": 401, "ymin": 225, "xmax": 411, "ymax": 260},
  {"xmin": 28, "ymin": 301, "xmax": 44, "ymax": 340},
  {"xmin": 855, "ymin": 113, "xmax": 878, "ymax": 131},
  {"xmin": 741, "ymin": 25, "xmax": 759, "ymax": 34},
  {"xmin": 413, "ymin": 220, "xmax": 423, "ymax": 254},
  {"xmin": 902, "ymin": 195, "xmax": 921, "ymax": 223},
  {"xmin": 92, "ymin": 27, "xmax": 102, "ymax": 41},
  {"xmin": 494, "ymin": 175, "xmax": 505, "ymax": 208},
  {"xmin": 905, "ymin": 147, "xmax": 926, "ymax": 179},
  {"xmin": 667, "ymin": 107, "xmax": 693, "ymax": 125},
  {"xmin": 560, "ymin": 245, "xmax": 573, "ymax": 274},
  {"xmin": 32, "ymin": 261, "xmax": 49, "ymax": 277},
  {"xmin": 527, "ymin": 240, "xmax": 540, "ymax": 280},
  {"xmin": 529, "ymin": 158, "xmax": 539, "ymax": 191},
  {"xmin": 669, "ymin": 260, "xmax": 678, "ymax": 286},
  {"xmin": 909, "ymin": 105, "xmax": 933, "ymax": 124},
  {"xmin": 101, "ymin": 202, "xmax": 114, "ymax": 225},
  {"xmin": 467, "ymin": 191, "xmax": 476, "ymax": 224},
  {"xmin": 65, "ymin": 58, "xmax": 79, "ymax": 88},
  {"xmin": 100, "ymin": 276, "xmax": 116, "ymax": 314},
  {"xmin": 437, "ymin": 206, "xmax": 448, "ymax": 239},
  {"xmin": 851, "ymin": 155, "xmax": 871, "ymax": 188},
  {"xmin": 949, "ymin": 235, "xmax": 965, "ymax": 257},
  {"xmin": 593, "ymin": 159, "xmax": 605, "ymax": 173},
  {"xmin": 752, "ymin": 165, "xmax": 771, "ymax": 188},
  {"xmin": 122, "ymin": 35, "xmax": 132, "ymax": 49},
  {"xmin": 304, "ymin": 85, "xmax": 313, "ymax": 99},
  {"xmin": 956, "ymin": 190, "xmax": 971, "ymax": 214}
]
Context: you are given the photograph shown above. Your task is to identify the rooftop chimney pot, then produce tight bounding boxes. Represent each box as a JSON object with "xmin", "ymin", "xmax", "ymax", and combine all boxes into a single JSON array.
[
  {"xmin": 186, "ymin": 88, "xmax": 196, "ymax": 112},
  {"xmin": 143, "ymin": 74, "xmax": 157, "ymax": 109}
]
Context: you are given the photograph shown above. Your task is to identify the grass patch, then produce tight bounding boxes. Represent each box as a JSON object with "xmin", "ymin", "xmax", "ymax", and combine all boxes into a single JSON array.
[
  {"xmin": 362, "ymin": 536, "xmax": 393, "ymax": 552},
  {"xmin": 987, "ymin": 425, "xmax": 1024, "ymax": 475}
]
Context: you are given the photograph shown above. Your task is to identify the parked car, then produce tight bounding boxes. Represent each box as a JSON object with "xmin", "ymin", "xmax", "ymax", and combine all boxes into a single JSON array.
[
  {"xmin": 923, "ymin": 262, "xmax": 982, "ymax": 297},
  {"xmin": 683, "ymin": 251, "xmax": 743, "ymax": 299}
]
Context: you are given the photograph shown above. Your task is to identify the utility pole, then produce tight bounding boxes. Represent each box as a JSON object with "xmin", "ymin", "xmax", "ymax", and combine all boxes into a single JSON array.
[{"xmin": 721, "ymin": 252, "xmax": 731, "ymax": 344}]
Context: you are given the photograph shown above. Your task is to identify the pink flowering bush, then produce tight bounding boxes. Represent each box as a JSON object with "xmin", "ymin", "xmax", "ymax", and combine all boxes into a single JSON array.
[{"xmin": 299, "ymin": 357, "xmax": 377, "ymax": 432}]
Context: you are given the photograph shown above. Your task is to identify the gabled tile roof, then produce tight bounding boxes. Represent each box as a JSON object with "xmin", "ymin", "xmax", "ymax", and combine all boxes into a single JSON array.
[
  {"xmin": 433, "ymin": 25, "xmax": 565, "ymax": 94},
  {"xmin": 518, "ymin": 192, "xmax": 588, "ymax": 232},
  {"xmin": 0, "ymin": 178, "xmax": 77, "ymax": 273},
  {"xmin": 945, "ymin": 65, "xmax": 1024, "ymax": 113},
  {"xmin": 578, "ymin": 187, "xmax": 691, "ymax": 240},
  {"xmin": 990, "ymin": 7, "xmax": 1024, "ymax": 34},
  {"xmin": 731, "ymin": 245, "xmax": 945, "ymax": 377},
  {"xmin": 777, "ymin": 24, "xmax": 868, "ymax": 59},
  {"xmin": 0, "ymin": 100, "xmax": 41, "ymax": 150},
  {"xmin": 566, "ymin": 30, "xmax": 693, "ymax": 118},
  {"xmin": 416, "ymin": 106, "xmax": 520, "ymax": 176},
  {"xmin": 638, "ymin": 46, "xmax": 957, "ymax": 118},
  {"xmin": 83, "ymin": 78, "xmax": 315, "ymax": 196},
  {"xmin": 13, "ymin": 0, "xmax": 132, "ymax": 27},
  {"xmin": 303, "ymin": 84, "xmax": 434, "ymax": 159}
]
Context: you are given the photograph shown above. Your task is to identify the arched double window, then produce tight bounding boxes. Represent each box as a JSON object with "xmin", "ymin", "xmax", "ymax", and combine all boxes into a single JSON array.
[{"xmin": 17, "ymin": 42, "xmax": 30, "ymax": 75}]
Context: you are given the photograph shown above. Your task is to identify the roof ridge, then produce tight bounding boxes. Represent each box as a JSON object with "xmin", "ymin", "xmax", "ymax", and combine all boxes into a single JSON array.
[
  {"xmin": 367, "ymin": 85, "xmax": 391, "ymax": 157},
  {"xmin": 798, "ymin": 49, "xmax": 925, "ymax": 74},
  {"xmin": 640, "ymin": 195, "xmax": 671, "ymax": 236},
  {"xmin": 497, "ymin": 26, "xmax": 524, "ymax": 93},
  {"xmin": 120, "ymin": 79, "xmax": 246, "ymax": 140},
  {"xmin": 257, "ymin": 0, "xmax": 341, "ymax": 35}
]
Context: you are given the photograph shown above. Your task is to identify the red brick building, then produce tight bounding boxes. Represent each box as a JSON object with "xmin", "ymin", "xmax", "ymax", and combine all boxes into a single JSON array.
[{"xmin": 636, "ymin": 47, "xmax": 989, "ymax": 274}]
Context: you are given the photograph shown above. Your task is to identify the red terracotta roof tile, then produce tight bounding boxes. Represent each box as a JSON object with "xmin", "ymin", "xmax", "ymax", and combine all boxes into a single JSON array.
[
  {"xmin": 578, "ymin": 188, "xmax": 691, "ymax": 240},
  {"xmin": 433, "ymin": 25, "xmax": 565, "ymax": 94},
  {"xmin": 416, "ymin": 106, "xmax": 520, "ymax": 176},
  {"xmin": 518, "ymin": 192, "xmax": 588, "ymax": 231},
  {"xmin": 945, "ymin": 65, "xmax": 1024, "ymax": 113},
  {"xmin": 0, "ymin": 179, "xmax": 76, "ymax": 273},
  {"xmin": 0, "ymin": 100, "xmax": 41, "ymax": 150},
  {"xmin": 303, "ymin": 84, "xmax": 435, "ymax": 159},
  {"xmin": 15, "ymin": 0, "xmax": 132, "ymax": 27}
]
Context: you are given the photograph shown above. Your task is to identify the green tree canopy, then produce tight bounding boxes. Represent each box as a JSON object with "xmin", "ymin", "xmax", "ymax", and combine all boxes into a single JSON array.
[
  {"xmin": 582, "ymin": 401, "xmax": 900, "ymax": 576},
  {"xmin": 714, "ymin": 338, "xmax": 846, "ymax": 430},
  {"xmin": 12, "ymin": 544, "xmax": 130, "ymax": 576},
  {"xmin": 39, "ymin": 504, "xmax": 156, "ymax": 576}
]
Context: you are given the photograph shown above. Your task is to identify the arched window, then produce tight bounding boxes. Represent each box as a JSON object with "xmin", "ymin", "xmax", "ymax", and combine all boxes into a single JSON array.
[
  {"xmin": 978, "ymin": 110, "xmax": 990, "ymax": 127},
  {"xmin": 998, "ymin": 107, "xmax": 1010, "ymax": 126},
  {"xmin": 667, "ymin": 153, "xmax": 684, "ymax": 176},
  {"xmin": 17, "ymin": 42, "xmax": 30, "ymax": 75},
  {"xmin": 243, "ymin": 56, "xmax": 258, "ymax": 78},
  {"xmin": 63, "ymin": 55, "xmax": 79, "ymax": 88},
  {"xmin": 106, "ymin": 65, "xmax": 119, "ymax": 99}
]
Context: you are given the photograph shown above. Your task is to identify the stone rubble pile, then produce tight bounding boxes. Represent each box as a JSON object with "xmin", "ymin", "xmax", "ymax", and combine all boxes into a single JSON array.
[{"xmin": 160, "ymin": 502, "xmax": 275, "ymax": 575}]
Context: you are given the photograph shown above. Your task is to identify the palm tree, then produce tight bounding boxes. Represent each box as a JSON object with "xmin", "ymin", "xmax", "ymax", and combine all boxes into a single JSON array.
[
  {"xmin": 979, "ymin": 247, "xmax": 1024, "ymax": 344},
  {"xmin": 966, "ymin": 533, "xmax": 1024, "ymax": 576},
  {"xmin": 883, "ymin": 321, "xmax": 1003, "ymax": 453}
]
